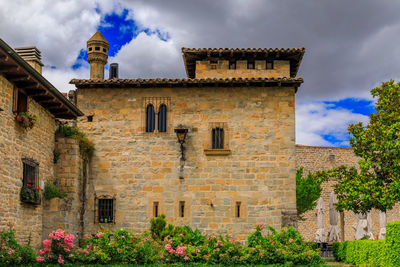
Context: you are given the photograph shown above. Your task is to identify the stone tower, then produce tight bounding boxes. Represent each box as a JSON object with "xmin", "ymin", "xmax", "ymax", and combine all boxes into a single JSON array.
[{"xmin": 87, "ymin": 31, "xmax": 109, "ymax": 79}]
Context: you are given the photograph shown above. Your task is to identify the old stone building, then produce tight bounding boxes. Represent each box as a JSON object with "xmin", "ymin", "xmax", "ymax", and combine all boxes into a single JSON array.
[
  {"xmin": 69, "ymin": 31, "xmax": 305, "ymax": 239},
  {"xmin": 0, "ymin": 38, "xmax": 82, "ymax": 247}
]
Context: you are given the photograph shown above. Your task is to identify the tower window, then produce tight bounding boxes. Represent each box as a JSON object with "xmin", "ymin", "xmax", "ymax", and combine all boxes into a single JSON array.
[
  {"xmin": 88, "ymin": 47, "xmax": 92, "ymax": 51},
  {"xmin": 95, "ymin": 47, "xmax": 100, "ymax": 51},
  {"xmin": 153, "ymin": 202, "xmax": 159, "ymax": 217},
  {"xmin": 235, "ymin": 202, "xmax": 241, "ymax": 218},
  {"xmin": 229, "ymin": 61, "xmax": 236, "ymax": 69},
  {"xmin": 158, "ymin": 104, "xmax": 167, "ymax": 133},
  {"xmin": 212, "ymin": 127, "xmax": 224, "ymax": 149},
  {"xmin": 179, "ymin": 201, "xmax": 185, "ymax": 217},
  {"xmin": 98, "ymin": 198, "xmax": 114, "ymax": 223},
  {"xmin": 146, "ymin": 104, "xmax": 155, "ymax": 132},
  {"xmin": 103, "ymin": 48, "xmax": 107, "ymax": 52},
  {"xmin": 87, "ymin": 115, "xmax": 93, "ymax": 122},
  {"xmin": 266, "ymin": 60, "xmax": 274, "ymax": 70}
]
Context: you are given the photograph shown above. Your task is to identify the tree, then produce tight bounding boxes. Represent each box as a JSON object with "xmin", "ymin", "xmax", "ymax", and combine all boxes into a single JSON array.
[
  {"xmin": 325, "ymin": 80, "xmax": 400, "ymax": 214},
  {"xmin": 296, "ymin": 167, "xmax": 325, "ymax": 219}
]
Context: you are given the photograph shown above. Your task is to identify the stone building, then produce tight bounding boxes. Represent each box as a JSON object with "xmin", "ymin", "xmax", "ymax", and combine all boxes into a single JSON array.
[
  {"xmin": 69, "ymin": 31, "xmax": 305, "ymax": 239},
  {"xmin": 0, "ymin": 38, "xmax": 82, "ymax": 248}
]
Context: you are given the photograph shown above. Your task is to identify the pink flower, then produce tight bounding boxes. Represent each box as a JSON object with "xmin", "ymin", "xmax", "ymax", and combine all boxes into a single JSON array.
[
  {"xmin": 216, "ymin": 248, "xmax": 220, "ymax": 252},
  {"xmin": 69, "ymin": 254, "xmax": 74, "ymax": 257},
  {"xmin": 84, "ymin": 234, "xmax": 91, "ymax": 239},
  {"xmin": 165, "ymin": 244, "xmax": 172, "ymax": 250},
  {"xmin": 96, "ymin": 232, "xmax": 104, "ymax": 238},
  {"xmin": 121, "ymin": 235, "xmax": 125, "ymax": 239},
  {"xmin": 58, "ymin": 254, "xmax": 64, "ymax": 264},
  {"xmin": 39, "ymin": 249, "xmax": 45, "ymax": 255},
  {"xmin": 43, "ymin": 239, "xmax": 51, "ymax": 247},
  {"xmin": 179, "ymin": 234, "xmax": 184, "ymax": 237},
  {"xmin": 8, "ymin": 249, "xmax": 14, "ymax": 255},
  {"xmin": 259, "ymin": 222, "xmax": 265, "ymax": 229},
  {"xmin": 36, "ymin": 256, "xmax": 45, "ymax": 262},
  {"xmin": 289, "ymin": 238, "xmax": 294, "ymax": 243},
  {"xmin": 184, "ymin": 256, "xmax": 189, "ymax": 261}
]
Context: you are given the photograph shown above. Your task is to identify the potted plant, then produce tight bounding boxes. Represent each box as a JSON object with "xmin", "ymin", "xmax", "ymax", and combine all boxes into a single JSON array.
[
  {"xmin": 15, "ymin": 112, "xmax": 38, "ymax": 129},
  {"xmin": 20, "ymin": 180, "xmax": 41, "ymax": 205}
]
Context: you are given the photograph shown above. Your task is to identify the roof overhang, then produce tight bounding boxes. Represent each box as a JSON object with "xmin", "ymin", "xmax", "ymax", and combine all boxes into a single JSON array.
[
  {"xmin": 182, "ymin": 47, "xmax": 305, "ymax": 79},
  {"xmin": 70, "ymin": 77, "xmax": 304, "ymax": 93},
  {"xmin": 0, "ymin": 39, "xmax": 83, "ymax": 119}
]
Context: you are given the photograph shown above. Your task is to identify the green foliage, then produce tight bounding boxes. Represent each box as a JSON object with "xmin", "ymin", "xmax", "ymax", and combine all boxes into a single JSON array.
[
  {"xmin": 53, "ymin": 149, "xmax": 60, "ymax": 164},
  {"xmin": 296, "ymin": 167, "xmax": 326, "ymax": 218},
  {"xmin": 20, "ymin": 185, "xmax": 40, "ymax": 204},
  {"xmin": 0, "ymin": 231, "xmax": 36, "ymax": 265},
  {"xmin": 56, "ymin": 124, "xmax": 95, "ymax": 159},
  {"xmin": 333, "ymin": 240, "xmax": 385, "ymax": 266},
  {"xmin": 385, "ymin": 221, "xmax": 400, "ymax": 266},
  {"xmin": 150, "ymin": 214, "xmax": 167, "ymax": 241},
  {"xmin": 43, "ymin": 180, "xmax": 67, "ymax": 200}
]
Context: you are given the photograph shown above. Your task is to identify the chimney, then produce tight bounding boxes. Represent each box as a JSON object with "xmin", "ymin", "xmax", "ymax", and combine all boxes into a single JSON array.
[
  {"xmin": 14, "ymin": 46, "xmax": 44, "ymax": 74},
  {"xmin": 109, "ymin": 63, "xmax": 118, "ymax": 79}
]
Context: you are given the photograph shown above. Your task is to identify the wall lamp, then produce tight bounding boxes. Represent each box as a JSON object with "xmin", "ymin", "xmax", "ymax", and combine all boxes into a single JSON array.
[{"xmin": 174, "ymin": 125, "xmax": 188, "ymax": 161}]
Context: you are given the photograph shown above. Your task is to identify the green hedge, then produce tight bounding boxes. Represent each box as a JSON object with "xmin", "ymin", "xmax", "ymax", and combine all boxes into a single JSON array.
[{"xmin": 333, "ymin": 221, "xmax": 400, "ymax": 266}]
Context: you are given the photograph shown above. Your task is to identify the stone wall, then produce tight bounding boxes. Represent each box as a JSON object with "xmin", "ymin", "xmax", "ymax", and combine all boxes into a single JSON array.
[
  {"xmin": 42, "ymin": 136, "xmax": 85, "ymax": 241},
  {"xmin": 0, "ymin": 74, "xmax": 55, "ymax": 248},
  {"xmin": 195, "ymin": 60, "xmax": 290, "ymax": 79},
  {"xmin": 296, "ymin": 145, "xmax": 400, "ymax": 241},
  {"xmin": 76, "ymin": 85, "xmax": 296, "ymax": 240}
]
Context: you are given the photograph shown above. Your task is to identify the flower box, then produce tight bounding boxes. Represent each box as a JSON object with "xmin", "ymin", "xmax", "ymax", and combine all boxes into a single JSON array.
[
  {"xmin": 15, "ymin": 112, "xmax": 38, "ymax": 129},
  {"xmin": 20, "ymin": 186, "xmax": 41, "ymax": 205}
]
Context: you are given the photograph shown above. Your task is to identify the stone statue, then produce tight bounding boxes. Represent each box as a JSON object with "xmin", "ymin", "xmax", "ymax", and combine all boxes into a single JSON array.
[
  {"xmin": 353, "ymin": 213, "xmax": 368, "ymax": 240},
  {"xmin": 327, "ymin": 191, "xmax": 340, "ymax": 242},
  {"xmin": 315, "ymin": 196, "xmax": 325, "ymax": 243},
  {"xmin": 379, "ymin": 211, "xmax": 386, "ymax": 240}
]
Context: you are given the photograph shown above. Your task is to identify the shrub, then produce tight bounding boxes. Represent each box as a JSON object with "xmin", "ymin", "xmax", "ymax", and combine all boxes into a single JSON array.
[
  {"xmin": 43, "ymin": 180, "xmax": 67, "ymax": 200},
  {"xmin": 0, "ymin": 231, "xmax": 36, "ymax": 265},
  {"xmin": 386, "ymin": 221, "xmax": 400, "ymax": 266},
  {"xmin": 332, "ymin": 240, "xmax": 385, "ymax": 266},
  {"xmin": 56, "ymin": 124, "xmax": 94, "ymax": 159},
  {"xmin": 150, "ymin": 214, "xmax": 167, "ymax": 241},
  {"xmin": 37, "ymin": 229, "xmax": 75, "ymax": 264}
]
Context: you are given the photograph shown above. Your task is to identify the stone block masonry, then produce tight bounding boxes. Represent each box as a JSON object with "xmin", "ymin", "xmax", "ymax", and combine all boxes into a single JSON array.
[
  {"xmin": 0, "ymin": 74, "xmax": 55, "ymax": 249},
  {"xmin": 76, "ymin": 85, "xmax": 297, "ymax": 239}
]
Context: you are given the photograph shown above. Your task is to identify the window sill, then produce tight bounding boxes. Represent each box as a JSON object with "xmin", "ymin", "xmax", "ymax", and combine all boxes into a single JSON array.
[{"xmin": 204, "ymin": 149, "xmax": 231, "ymax": 156}]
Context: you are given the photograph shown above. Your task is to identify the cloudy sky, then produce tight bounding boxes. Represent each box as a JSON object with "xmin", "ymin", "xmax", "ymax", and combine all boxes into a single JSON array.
[{"xmin": 1, "ymin": 0, "xmax": 399, "ymax": 147}]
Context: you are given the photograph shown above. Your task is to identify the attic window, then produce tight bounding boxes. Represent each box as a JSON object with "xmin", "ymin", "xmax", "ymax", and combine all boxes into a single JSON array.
[
  {"xmin": 266, "ymin": 60, "xmax": 274, "ymax": 70},
  {"xmin": 229, "ymin": 61, "xmax": 236, "ymax": 69},
  {"xmin": 95, "ymin": 47, "xmax": 100, "ymax": 51},
  {"xmin": 247, "ymin": 61, "xmax": 255, "ymax": 69}
]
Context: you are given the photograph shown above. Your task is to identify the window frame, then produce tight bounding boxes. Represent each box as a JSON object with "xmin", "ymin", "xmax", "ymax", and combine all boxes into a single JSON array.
[
  {"xmin": 94, "ymin": 194, "xmax": 116, "ymax": 224},
  {"xmin": 22, "ymin": 158, "xmax": 39, "ymax": 188},
  {"xmin": 143, "ymin": 97, "xmax": 171, "ymax": 134},
  {"xmin": 204, "ymin": 122, "xmax": 230, "ymax": 156}
]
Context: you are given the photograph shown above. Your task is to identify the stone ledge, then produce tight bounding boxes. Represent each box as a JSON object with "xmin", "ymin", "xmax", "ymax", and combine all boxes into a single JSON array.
[{"xmin": 204, "ymin": 149, "xmax": 231, "ymax": 156}]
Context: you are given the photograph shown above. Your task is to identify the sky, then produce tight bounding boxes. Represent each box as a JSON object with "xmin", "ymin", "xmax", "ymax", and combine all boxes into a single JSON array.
[{"xmin": 1, "ymin": 0, "xmax": 399, "ymax": 147}]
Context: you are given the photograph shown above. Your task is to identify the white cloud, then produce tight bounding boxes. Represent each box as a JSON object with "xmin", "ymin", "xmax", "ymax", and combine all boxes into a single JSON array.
[{"xmin": 296, "ymin": 102, "xmax": 369, "ymax": 146}]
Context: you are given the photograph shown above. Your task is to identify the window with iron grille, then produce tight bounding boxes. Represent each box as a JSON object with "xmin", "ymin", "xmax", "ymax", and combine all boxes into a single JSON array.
[
  {"xmin": 212, "ymin": 127, "xmax": 224, "ymax": 149},
  {"xmin": 22, "ymin": 158, "xmax": 38, "ymax": 187},
  {"xmin": 266, "ymin": 60, "xmax": 274, "ymax": 70},
  {"xmin": 98, "ymin": 199, "xmax": 114, "ymax": 223}
]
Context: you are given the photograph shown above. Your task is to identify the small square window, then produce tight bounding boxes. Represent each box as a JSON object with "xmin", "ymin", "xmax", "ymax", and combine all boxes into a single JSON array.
[
  {"xmin": 229, "ymin": 61, "xmax": 236, "ymax": 69},
  {"xmin": 266, "ymin": 60, "xmax": 274, "ymax": 70},
  {"xmin": 88, "ymin": 47, "xmax": 92, "ymax": 51},
  {"xmin": 87, "ymin": 115, "xmax": 93, "ymax": 122},
  {"xmin": 247, "ymin": 61, "xmax": 255, "ymax": 69},
  {"xmin": 98, "ymin": 198, "xmax": 114, "ymax": 223},
  {"xmin": 95, "ymin": 47, "xmax": 100, "ymax": 51},
  {"xmin": 210, "ymin": 64, "xmax": 217, "ymax": 70},
  {"xmin": 179, "ymin": 201, "xmax": 185, "ymax": 218}
]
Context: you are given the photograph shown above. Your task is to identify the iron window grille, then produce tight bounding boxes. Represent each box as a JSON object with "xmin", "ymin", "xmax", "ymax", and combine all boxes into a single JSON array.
[
  {"xmin": 94, "ymin": 194, "xmax": 116, "ymax": 224},
  {"xmin": 211, "ymin": 122, "xmax": 226, "ymax": 149},
  {"xmin": 22, "ymin": 158, "xmax": 38, "ymax": 187}
]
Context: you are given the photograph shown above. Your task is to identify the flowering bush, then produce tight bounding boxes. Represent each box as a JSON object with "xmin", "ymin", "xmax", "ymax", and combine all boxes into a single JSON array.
[
  {"xmin": 37, "ymin": 229, "xmax": 74, "ymax": 264},
  {"xmin": 20, "ymin": 179, "xmax": 41, "ymax": 204},
  {"xmin": 0, "ymin": 231, "xmax": 36, "ymax": 265}
]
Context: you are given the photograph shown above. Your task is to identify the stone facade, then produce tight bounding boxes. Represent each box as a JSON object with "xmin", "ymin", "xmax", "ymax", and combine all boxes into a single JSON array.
[
  {"xmin": 296, "ymin": 145, "xmax": 400, "ymax": 241},
  {"xmin": 195, "ymin": 60, "xmax": 290, "ymax": 79},
  {"xmin": 0, "ymin": 74, "xmax": 55, "ymax": 248},
  {"xmin": 75, "ymin": 85, "xmax": 297, "ymax": 240}
]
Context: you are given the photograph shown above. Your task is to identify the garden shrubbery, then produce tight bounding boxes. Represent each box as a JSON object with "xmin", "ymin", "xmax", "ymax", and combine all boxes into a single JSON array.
[
  {"xmin": 0, "ymin": 216, "xmax": 323, "ymax": 265},
  {"xmin": 0, "ymin": 231, "xmax": 36, "ymax": 265},
  {"xmin": 333, "ymin": 221, "xmax": 400, "ymax": 266}
]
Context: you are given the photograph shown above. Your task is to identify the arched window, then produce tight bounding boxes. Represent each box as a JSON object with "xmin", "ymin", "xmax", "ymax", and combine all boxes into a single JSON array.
[
  {"xmin": 158, "ymin": 104, "xmax": 167, "ymax": 132},
  {"xmin": 146, "ymin": 104, "xmax": 155, "ymax": 132}
]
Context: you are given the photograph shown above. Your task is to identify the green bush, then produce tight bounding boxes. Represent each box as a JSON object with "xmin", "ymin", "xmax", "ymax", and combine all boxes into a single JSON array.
[
  {"xmin": 386, "ymin": 221, "xmax": 400, "ymax": 266},
  {"xmin": 43, "ymin": 180, "xmax": 67, "ymax": 200},
  {"xmin": 150, "ymin": 214, "xmax": 167, "ymax": 241},
  {"xmin": 0, "ymin": 231, "xmax": 36, "ymax": 265},
  {"xmin": 333, "ymin": 240, "xmax": 385, "ymax": 266},
  {"xmin": 56, "ymin": 124, "xmax": 95, "ymax": 159}
]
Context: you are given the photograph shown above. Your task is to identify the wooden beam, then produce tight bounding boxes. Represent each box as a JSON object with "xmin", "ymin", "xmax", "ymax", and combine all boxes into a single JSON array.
[
  {"xmin": 15, "ymin": 81, "xmax": 38, "ymax": 88},
  {"xmin": 0, "ymin": 65, "xmax": 18, "ymax": 73},
  {"xmin": 41, "ymin": 102, "xmax": 62, "ymax": 109},
  {"xmin": 7, "ymin": 74, "xmax": 30, "ymax": 82}
]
